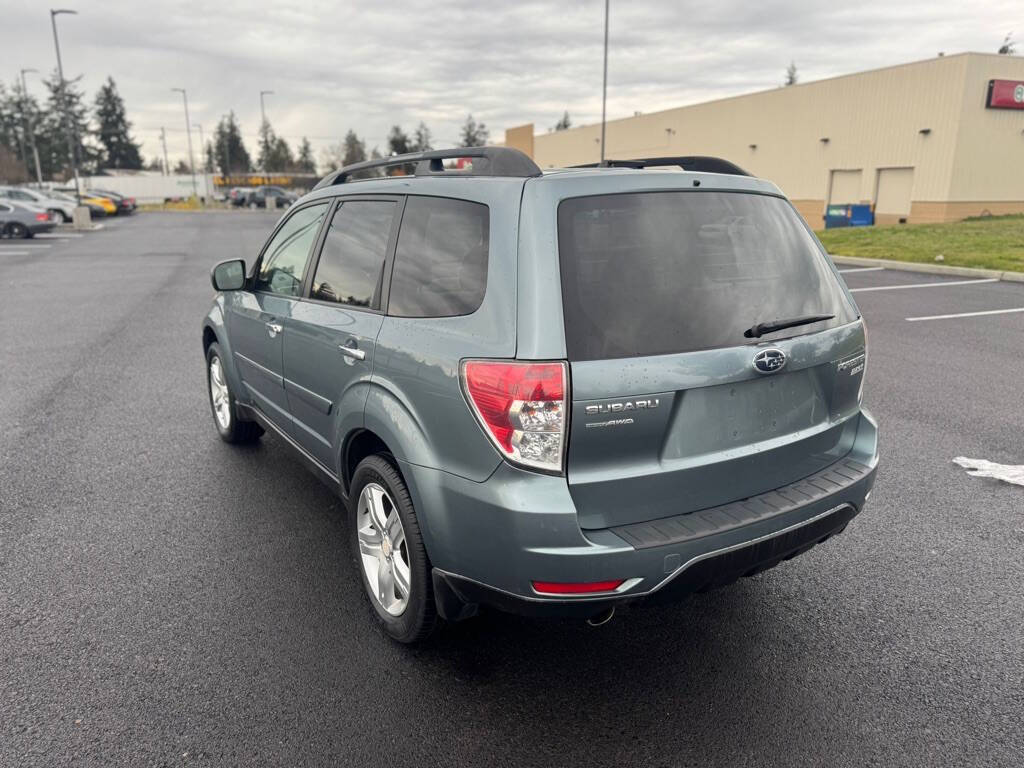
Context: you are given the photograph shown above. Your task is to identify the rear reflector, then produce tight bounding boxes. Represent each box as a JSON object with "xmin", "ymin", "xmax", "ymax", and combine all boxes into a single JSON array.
[
  {"xmin": 461, "ymin": 359, "xmax": 568, "ymax": 473},
  {"xmin": 532, "ymin": 580, "xmax": 624, "ymax": 595}
]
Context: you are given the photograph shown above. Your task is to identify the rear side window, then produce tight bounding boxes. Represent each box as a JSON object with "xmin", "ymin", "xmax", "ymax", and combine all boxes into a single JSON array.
[
  {"xmin": 311, "ymin": 200, "xmax": 396, "ymax": 307},
  {"xmin": 387, "ymin": 196, "xmax": 489, "ymax": 318},
  {"xmin": 558, "ymin": 191, "xmax": 857, "ymax": 360}
]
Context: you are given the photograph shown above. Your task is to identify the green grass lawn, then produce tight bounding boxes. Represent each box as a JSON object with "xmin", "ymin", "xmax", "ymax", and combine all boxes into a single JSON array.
[{"xmin": 816, "ymin": 214, "xmax": 1024, "ymax": 273}]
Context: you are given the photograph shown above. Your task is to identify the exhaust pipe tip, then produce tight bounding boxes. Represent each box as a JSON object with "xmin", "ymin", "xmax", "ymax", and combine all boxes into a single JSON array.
[{"xmin": 586, "ymin": 606, "xmax": 615, "ymax": 627}]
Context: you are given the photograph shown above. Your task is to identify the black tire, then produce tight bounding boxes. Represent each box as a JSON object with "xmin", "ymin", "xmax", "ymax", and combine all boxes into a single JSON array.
[
  {"xmin": 5, "ymin": 222, "xmax": 29, "ymax": 239},
  {"xmin": 52, "ymin": 209, "xmax": 70, "ymax": 223},
  {"xmin": 349, "ymin": 456, "xmax": 437, "ymax": 643},
  {"xmin": 205, "ymin": 342, "xmax": 263, "ymax": 444}
]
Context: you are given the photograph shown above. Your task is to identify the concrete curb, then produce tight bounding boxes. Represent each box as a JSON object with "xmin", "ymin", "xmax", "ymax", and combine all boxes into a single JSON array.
[{"xmin": 829, "ymin": 254, "xmax": 1024, "ymax": 283}]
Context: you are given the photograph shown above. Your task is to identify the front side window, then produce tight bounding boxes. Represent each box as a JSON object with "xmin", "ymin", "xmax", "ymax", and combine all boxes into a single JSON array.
[
  {"xmin": 310, "ymin": 200, "xmax": 396, "ymax": 307},
  {"xmin": 255, "ymin": 203, "xmax": 328, "ymax": 296},
  {"xmin": 387, "ymin": 196, "xmax": 489, "ymax": 318}
]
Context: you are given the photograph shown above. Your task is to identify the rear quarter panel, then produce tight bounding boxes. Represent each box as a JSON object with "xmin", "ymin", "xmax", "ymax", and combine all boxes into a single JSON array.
[{"xmin": 365, "ymin": 178, "xmax": 525, "ymax": 484}]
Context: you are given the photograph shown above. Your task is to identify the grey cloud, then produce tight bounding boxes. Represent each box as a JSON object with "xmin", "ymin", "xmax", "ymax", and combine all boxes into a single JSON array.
[{"xmin": 2, "ymin": 0, "xmax": 1020, "ymax": 164}]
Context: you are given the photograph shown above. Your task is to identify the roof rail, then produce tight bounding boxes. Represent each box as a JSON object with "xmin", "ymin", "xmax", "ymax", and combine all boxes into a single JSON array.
[
  {"xmin": 313, "ymin": 146, "xmax": 542, "ymax": 189},
  {"xmin": 570, "ymin": 156, "xmax": 751, "ymax": 176}
]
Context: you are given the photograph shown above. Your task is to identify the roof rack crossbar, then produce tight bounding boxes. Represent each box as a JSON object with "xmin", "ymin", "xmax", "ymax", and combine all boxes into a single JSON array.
[
  {"xmin": 570, "ymin": 156, "xmax": 751, "ymax": 176},
  {"xmin": 313, "ymin": 146, "xmax": 542, "ymax": 189}
]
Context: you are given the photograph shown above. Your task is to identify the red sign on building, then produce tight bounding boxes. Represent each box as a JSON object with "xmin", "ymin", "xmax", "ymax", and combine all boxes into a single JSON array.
[{"xmin": 986, "ymin": 79, "xmax": 1024, "ymax": 109}]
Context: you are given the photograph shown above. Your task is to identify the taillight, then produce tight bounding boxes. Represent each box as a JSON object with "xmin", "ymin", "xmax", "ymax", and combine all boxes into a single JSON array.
[
  {"xmin": 35, "ymin": 213, "xmax": 49, "ymax": 221},
  {"xmin": 461, "ymin": 360, "xmax": 568, "ymax": 473}
]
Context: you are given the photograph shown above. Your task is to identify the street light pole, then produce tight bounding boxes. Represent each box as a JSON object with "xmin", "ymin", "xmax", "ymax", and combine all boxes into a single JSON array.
[
  {"xmin": 599, "ymin": 0, "xmax": 610, "ymax": 164},
  {"xmin": 259, "ymin": 90, "xmax": 274, "ymax": 174},
  {"xmin": 171, "ymin": 87, "xmax": 198, "ymax": 199},
  {"xmin": 19, "ymin": 68, "xmax": 44, "ymax": 186},
  {"xmin": 194, "ymin": 123, "xmax": 212, "ymax": 201},
  {"xmin": 159, "ymin": 127, "xmax": 169, "ymax": 176},
  {"xmin": 50, "ymin": 8, "xmax": 80, "ymax": 204},
  {"xmin": 221, "ymin": 113, "xmax": 232, "ymax": 183}
]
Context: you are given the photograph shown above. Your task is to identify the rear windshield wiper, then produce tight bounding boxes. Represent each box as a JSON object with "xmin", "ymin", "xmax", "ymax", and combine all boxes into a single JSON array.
[{"xmin": 743, "ymin": 313, "xmax": 835, "ymax": 339}]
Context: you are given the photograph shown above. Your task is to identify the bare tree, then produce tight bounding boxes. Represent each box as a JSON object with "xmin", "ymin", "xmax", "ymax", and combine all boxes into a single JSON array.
[
  {"xmin": 998, "ymin": 32, "xmax": 1015, "ymax": 55},
  {"xmin": 784, "ymin": 62, "xmax": 798, "ymax": 86}
]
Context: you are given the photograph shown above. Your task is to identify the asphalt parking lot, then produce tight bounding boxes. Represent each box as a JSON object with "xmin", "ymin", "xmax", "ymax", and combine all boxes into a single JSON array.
[{"xmin": 2, "ymin": 212, "xmax": 1022, "ymax": 767}]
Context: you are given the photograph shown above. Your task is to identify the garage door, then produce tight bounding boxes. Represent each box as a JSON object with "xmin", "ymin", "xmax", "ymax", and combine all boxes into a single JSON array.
[
  {"xmin": 828, "ymin": 169, "xmax": 863, "ymax": 206},
  {"xmin": 875, "ymin": 167, "xmax": 914, "ymax": 216}
]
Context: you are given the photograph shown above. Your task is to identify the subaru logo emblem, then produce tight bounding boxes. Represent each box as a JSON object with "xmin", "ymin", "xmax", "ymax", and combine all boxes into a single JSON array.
[{"xmin": 753, "ymin": 348, "xmax": 787, "ymax": 374}]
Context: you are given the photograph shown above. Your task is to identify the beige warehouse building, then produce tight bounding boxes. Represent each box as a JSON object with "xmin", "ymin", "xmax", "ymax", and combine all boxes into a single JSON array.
[{"xmin": 504, "ymin": 53, "xmax": 1024, "ymax": 228}]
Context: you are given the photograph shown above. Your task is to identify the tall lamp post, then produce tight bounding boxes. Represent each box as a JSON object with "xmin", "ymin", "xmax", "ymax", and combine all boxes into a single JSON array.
[
  {"xmin": 19, "ymin": 68, "xmax": 44, "ymax": 186},
  {"xmin": 171, "ymin": 87, "xmax": 198, "ymax": 199},
  {"xmin": 50, "ymin": 8, "xmax": 80, "ymax": 204},
  {"xmin": 599, "ymin": 0, "xmax": 609, "ymax": 164},
  {"xmin": 259, "ymin": 90, "xmax": 274, "ymax": 174},
  {"xmin": 194, "ymin": 123, "xmax": 212, "ymax": 201}
]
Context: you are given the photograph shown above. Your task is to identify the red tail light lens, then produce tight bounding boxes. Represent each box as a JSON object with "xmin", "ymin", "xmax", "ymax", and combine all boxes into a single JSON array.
[
  {"xmin": 461, "ymin": 360, "xmax": 568, "ymax": 473},
  {"xmin": 35, "ymin": 213, "xmax": 49, "ymax": 221},
  {"xmin": 532, "ymin": 580, "xmax": 624, "ymax": 595}
]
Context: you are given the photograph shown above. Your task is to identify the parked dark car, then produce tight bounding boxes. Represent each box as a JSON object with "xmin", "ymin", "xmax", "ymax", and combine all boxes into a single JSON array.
[
  {"xmin": 245, "ymin": 185, "xmax": 298, "ymax": 209},
  {"xmin": 88, "ymin": 188, "xmax": 137, "ymax": 215},
  {"xmin": 202, "ymin": 146, "xmax": 878, "ymax": 643},
  {"xmin": 0, "ymin": 199, "xmax": 57, "ymax": 238},
  {"xmin": 227, "ymin": 187, "xmax": 254, "ymax": 207}
]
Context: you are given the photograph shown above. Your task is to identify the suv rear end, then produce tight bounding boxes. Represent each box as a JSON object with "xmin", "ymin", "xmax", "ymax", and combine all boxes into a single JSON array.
[{"xmin": 426, "ymin": 164, "xmax": 877, "ymax": 621}]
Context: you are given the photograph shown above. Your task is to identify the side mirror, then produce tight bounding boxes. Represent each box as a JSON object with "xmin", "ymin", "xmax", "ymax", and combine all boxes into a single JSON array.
[{"xmin": 211, "ymin": 259, "xmax": 246, "ymax": 291}]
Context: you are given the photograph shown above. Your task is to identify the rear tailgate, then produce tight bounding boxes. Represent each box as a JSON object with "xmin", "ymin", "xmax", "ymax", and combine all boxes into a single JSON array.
[{"xmin": 557, "ymin": 189, "xmax": 864, "ymax": 530}]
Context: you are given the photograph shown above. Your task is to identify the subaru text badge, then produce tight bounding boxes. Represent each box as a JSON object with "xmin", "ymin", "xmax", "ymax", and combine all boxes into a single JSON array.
[{"xmin": 753, "ymin": 348, "xmax": 787, "ymax": 374}]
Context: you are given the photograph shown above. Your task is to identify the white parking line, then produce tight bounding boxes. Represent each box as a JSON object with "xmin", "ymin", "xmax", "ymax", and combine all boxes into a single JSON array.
[
  {"xmin": 0, "ymin": 250, "xmax": 31, "ymax": 256},
  {"xmin": 850, "ymin": 278, "xmax": 999, "ymax": 293},
  {"xmin": 0, "ymin": 243, "xmax": 51, "ymax": 248},
  {"xmin": 37, "ymin": 232, "xmax": 82, "ymax": 239},
  {"xmin": 838, "ymin": 266, "xmax": 885, "ymax": 274},
  {"xmin": 906, "ymin": 307, "xmax": 1024, "ymax": 322}
]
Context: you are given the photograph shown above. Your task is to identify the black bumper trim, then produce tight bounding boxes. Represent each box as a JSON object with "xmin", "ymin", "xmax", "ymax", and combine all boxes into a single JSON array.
[{"xmin": 607, "ymin": 458, "xmax": 873, "ymax": 550}]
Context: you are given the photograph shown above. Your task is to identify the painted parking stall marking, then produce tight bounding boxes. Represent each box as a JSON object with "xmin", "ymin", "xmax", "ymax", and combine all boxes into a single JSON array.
[
  {"xmin": 906, "ymin": 307, "xmax": 1024, "ymax": 322},
  {"xmin": 838, "ymin": 266, "xmax": 885, "ymax": 274},
  {"xmin": 849, "ymin": 278, "xmax": 999, "ymax": 293}
]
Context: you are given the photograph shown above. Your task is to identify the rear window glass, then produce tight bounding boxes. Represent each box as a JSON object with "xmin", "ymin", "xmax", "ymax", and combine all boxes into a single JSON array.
[
  {"xmin": 557, "ymin": 191, "xmax": 857, "ymax": 360},
  {"xmin": 387, "ymin": 196, "xmax": 489, "ymax": 318}
]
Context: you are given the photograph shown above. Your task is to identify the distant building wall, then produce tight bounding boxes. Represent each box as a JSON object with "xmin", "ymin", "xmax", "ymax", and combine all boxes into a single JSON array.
[{"xmin": 507, "ymin": 53, "xmax": 1024, "ymax": 229}]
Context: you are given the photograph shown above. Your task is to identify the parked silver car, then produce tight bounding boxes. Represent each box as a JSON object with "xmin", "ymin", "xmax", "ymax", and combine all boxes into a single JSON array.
[
  {"xmin": 0, "ymin": 186, "xmax": 75, "ymax": 223},
  {"xmin": 0, "ymin": 199, "xmax": 57, "ymax": 238}
]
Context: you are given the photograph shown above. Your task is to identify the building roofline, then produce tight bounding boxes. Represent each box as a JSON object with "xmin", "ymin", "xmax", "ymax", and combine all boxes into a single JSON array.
[{"xmin": 529, "ymin": 51, "xmax": 1016, "ymax": 137}]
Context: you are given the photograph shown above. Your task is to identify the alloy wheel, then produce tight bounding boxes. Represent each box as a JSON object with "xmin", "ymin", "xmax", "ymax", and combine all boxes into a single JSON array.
[
  {"xmin": 208, "ymin": 355, "xmax": 232, "ymax": 430},
  {"xmin": 356, "ymin": 482, "xmax": 411, "ymax": 616}
]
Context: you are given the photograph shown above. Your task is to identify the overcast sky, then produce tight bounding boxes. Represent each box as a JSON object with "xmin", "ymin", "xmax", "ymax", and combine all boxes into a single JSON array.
[{"xmin": 3, "ymin": 0, "xmax": 1021, "ymax": 168}]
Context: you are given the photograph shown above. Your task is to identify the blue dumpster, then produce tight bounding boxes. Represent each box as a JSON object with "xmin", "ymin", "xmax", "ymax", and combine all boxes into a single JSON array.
[{"xmin": 824, "ymin": 204, "xmax": 874, "ymax": 228}]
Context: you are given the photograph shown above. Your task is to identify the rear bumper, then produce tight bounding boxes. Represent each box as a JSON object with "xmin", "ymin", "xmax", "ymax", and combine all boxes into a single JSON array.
[
  {"xmin": 434, "ymin": 501, "xmax": 859, "ymax": 620},
  {"xmin": 405, "ymin": 409, "xmax": 878, "ymax": 621}
]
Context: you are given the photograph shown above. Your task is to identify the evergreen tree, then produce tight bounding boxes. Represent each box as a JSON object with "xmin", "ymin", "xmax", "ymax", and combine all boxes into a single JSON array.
[
  {"xmin": 39, "ymin": 72, "xmax": 96, "ymax": 178},
  {"xmin": 387, "ymin": 125, "xmax": 411, "ymax": 156},
  {"xmin": 998, "ymin": 32, "xmax": 1015, "ymax": 54},
  {"xmin": 211, "ymin": 112, "xmax": 252, "ymax": 175},
  {"xmin": 553, "ymin": 111, "xmax": 571, "ymax": 131},
  {"xmin": 295, "ymin": 137, "xmax": 316, "ymax": 174},
  {"xmin": 460, "ymin": 114, "xmax": 488, "ymax": 147},
  {"xmin": 412, "ymin": 122, "xmax": 432, "ymax": 152},
  {"xmin": 94, "ymin": 77, "xmax": 142, "ymax": 169},
  {"xmin": 342, "ymin": 130, "xmax": 366, "ymax": 166}
]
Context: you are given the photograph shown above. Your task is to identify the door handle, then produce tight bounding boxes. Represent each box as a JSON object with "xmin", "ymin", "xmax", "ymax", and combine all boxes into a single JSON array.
[
  {"xmin": 265, "ymin": 321, "xmax": 283, "ymax": 338},
  {"xmin": 339, "ymin": 341, "xmax": 366, "ymax": 361}
]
